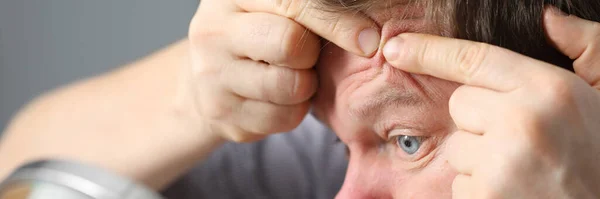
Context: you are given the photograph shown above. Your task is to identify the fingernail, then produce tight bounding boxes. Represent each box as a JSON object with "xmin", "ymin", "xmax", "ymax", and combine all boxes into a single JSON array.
[
  {"xmin": 383, "ymin": 37, "xmax": 403, "ymax": 61},
  {"xmin": 358, "ymin": 28, "xmax": 380, "ymax": 56},
  {"xmin": 549, "ymin": 6, "xmax": 569, "ymax": 16}
]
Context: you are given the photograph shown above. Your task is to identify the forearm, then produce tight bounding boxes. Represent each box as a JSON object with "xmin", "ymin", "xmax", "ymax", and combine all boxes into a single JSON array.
[{"xmin": 0, "ymin": 39, "xmax": 224, "ymax": 190}]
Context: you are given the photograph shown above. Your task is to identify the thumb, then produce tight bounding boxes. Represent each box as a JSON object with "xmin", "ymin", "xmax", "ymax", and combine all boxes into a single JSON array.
[
  {"xmin": 544, "ymin": 6, "xmax": 600, "ymax": 88},
  {"xmin": 235, "ymin": 0, "xmax": 381, "ymax": 57}
]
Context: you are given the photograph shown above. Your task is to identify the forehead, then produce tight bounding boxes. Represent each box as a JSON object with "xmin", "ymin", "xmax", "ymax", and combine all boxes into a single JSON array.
[
  {"xmin": 315, "ymin": 0, "xmax": 418, "ymax": 11},
  {"xmin": 315, "ymin": 0, "xmax": 427, "ymax": 26}
]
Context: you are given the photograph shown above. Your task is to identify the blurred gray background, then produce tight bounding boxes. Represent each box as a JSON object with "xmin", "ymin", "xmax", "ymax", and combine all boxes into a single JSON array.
[{"xmin": 0, "ymin": 0, "xmax": 199, "ymax": 134}]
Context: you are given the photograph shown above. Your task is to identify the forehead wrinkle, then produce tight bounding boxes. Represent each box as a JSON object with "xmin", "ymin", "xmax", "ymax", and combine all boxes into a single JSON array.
[
  {"xmin": 370, "ymin": 0, "xmax": 421, "ymax": 10},
  {"xmin": 348, "ymin": 88, "xmax": 424, "ymax": 121},
  {"xmin": 313, "ymin": 0, "xmax": 417, "ymax": 13}
]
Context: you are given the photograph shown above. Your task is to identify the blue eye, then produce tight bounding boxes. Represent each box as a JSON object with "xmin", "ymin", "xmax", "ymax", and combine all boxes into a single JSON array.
[{"xmin": 396, "ymin": 135, "xmax": 421, "ymax": 155}]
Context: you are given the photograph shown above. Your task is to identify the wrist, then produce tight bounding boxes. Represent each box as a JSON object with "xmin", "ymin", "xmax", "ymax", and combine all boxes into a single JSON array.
[
  {"xmin": 115, "ymin": 39, "xmax": 226, "ymax": 189},
  {"xmin": 169, "ymin": 40, "xmax": 227, "ymax": 146}
]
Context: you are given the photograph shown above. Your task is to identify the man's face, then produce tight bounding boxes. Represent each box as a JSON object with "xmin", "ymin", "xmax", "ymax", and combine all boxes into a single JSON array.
[{"xmin": 312, "ymin": 2, "xmax": 461, "ymax": 198}]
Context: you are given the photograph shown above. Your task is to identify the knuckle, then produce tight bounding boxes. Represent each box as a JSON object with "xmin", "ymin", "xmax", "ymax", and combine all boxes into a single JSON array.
[
  {"xmin": 198, "ymin": 90, "xmax": 236, "ymax": 120},
  {"xmin": 252, "ymin": 65, "xmax": 271, "ymax": 101},
  {"xmin": 505, "ymin": 107, "xmax": 548, "ymax": 150},
  {"xmin": 509, "ymin": 108, "xmax": 543, "ymax": 133},
  {"xmin": 252, "ymin": 111, "xmax": 285, "ymax": 134},
  {"xmin": 537, "ymin": 74, "xmax": 574, "ymax": 107},
  {"xmin": 454, "ymin": 43, "xmax": 491, "ymax": 83},
  {"xmin": 271, "ymin": 104, "xmax": 309, "ymax": 132},
  {"xmin": 321, "ymin": 15, "xmax": 344, "ymax": 39},
  {"xmin": 289, "ymin": 69, "xmax": 317, "ymax": 102},
  {"xmin": 258, "ymin": 109, "xmax": 299, "ymax": 134},
  {"xmin": 228, "ymin": 135, "xmax": 246, "ymax": 143},
  {"xmin": 268, "ymin": 67, "xmax": 297, "ymax": 102},
  {"xmin": 224, "ymin": 129, "xmax": 246, "ymax": 142},
  {"xmin": 276, "ymin": 22, "xmax": 309, "ymax": 64},
  {"xmin": 284, "ymin": 103, "xmax": 311, "ymax": 130},
  {"xmin": 247, "ymin": 17, "xmax": 275, "ymax": 42},
  {"xmin": 268, "ymin": 68, "xmax": 315, "ymax": 104},
  {"xmin": 228, "ymin": 131, "xmax": 259, "ymax": 143},
  {"xmin": 503, "ymin": 100, "xmax": 564, "ymax": 167},
  {"xmin": 200, "ymin": 99, "xmax": 233, "ymax": 121},
  {"xmin": 277, "ymin": 0, "xmax": 309, "ymax": 20},
  {"xmin": 188, "ymin": 19, "xmax": 221, "ymax": 46},
  {"xmin": 188, "ymin": 14, "xmax": 203, "ymax": 37},
  {"xmin": 243, "ymin": 124, "xmax": 266, "ymax": 136},
  {"xmin": 213, "ymin": 122, "xmax": 257, "ymax": 143},
  {"xmin": 237, "ymin": 102, "xmax": 278, "ymax": 134}
]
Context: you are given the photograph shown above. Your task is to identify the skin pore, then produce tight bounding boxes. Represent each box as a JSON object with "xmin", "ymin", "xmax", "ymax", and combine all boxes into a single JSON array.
[{"xmin": 312, "ymin": 1, "xmax": 460, "ymax": 198}]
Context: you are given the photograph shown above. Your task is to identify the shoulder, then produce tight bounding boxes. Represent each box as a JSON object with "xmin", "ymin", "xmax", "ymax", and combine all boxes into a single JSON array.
[{"xmin": 162, "ymin": 114, "xmax": 347, "ymax": 199}]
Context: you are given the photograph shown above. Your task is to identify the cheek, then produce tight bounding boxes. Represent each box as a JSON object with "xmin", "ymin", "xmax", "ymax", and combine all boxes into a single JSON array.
[
  {"xmin": 341, "ymin": 150, "xmax": 457, "ymax": 199},
  {"xmin": 392, "ymin": 155, "xmax": 457, "ymax": 198}
]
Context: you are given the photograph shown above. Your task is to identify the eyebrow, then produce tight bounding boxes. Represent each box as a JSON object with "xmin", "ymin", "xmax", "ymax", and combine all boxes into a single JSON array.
[{"xmin": 348, "ymin": 89, "xmax": 424, "ymax": 120}]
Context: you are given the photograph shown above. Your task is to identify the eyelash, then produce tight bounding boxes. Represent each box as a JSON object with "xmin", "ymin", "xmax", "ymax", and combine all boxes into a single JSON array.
[
  {"xmin": 386, "ymin": 130, "xmax": 433, "ymax": 161},
  {"xmin": 333, "ymin": 131, "xmax": 434, "ymax": 161}
]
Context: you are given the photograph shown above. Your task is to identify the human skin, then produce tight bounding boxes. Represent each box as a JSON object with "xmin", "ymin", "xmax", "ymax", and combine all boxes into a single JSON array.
[
  {"xmin": 1, "ymin": 0, "xmax": 598, "ymax": 198},
  {"xmin": 0, "ymin": 0, "xmax": 380, "ymax": 189},
  {"xmin": 312, "ymin": 3, "xmax": 458, "ymax": 198},
  {"xmin": 388, "ymin": 10, "xmax": 600, "ymax": 198},
  {"xmin": 313, "ymin": 4, "xmax": 600, "ymax": 199}
]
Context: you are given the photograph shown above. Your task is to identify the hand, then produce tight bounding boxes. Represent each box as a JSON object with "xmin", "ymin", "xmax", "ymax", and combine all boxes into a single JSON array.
[
  {"xmin": 382, "ymin": 7, "xmax": 600, "ymax": 199},
  {"xmin": 185, "ymin": 0, "xmax": 380, "ymax": 142}
]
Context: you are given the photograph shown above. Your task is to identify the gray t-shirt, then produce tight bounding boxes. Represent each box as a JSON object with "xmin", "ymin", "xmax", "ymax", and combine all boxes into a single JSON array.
[{"xmin": 162, "ymin": 115, "xmax": 348, "ymax": 199}]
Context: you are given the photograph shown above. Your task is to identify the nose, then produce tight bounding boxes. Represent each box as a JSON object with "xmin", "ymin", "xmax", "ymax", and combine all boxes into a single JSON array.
[
  {"xmin": 334, "ymin": 157, "xmax": 392, "ymax": 199},
  {"xmin": 335, "ymin": 182, "xmax": 378, "ymax": 199}
]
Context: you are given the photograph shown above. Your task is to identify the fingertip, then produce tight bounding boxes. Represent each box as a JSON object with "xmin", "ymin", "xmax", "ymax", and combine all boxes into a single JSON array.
[
  {"xmin": 382, "ymin": 33, "xmax": 424, "ymax": 70},
  {"xmin": 543, "ymin": 5, "xmax": 578, "ymax": 37},
  {"xmin": 358, "ymin": 28, "xmax": 381, "ymax": 56},
  {"xmin": 383, "ymin": 37, "xmax": 403, "ymax": 62},
  {"xmin": 543, "ymin": 6, "xmax": 588, "ymax": 60},
  {"xmin": 545, "ymin": 5, "xmax": 569, "ymax": 19},
  {"xmin": 543, "ymin": 6, "xmax": 569, "ymax": 36}
]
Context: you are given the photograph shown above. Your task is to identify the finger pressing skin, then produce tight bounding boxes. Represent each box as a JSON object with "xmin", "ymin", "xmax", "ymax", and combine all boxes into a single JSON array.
[
  {"xmin": 452, "ymin": 174, "xmax": 474, "ymax": 199},
  {"xmin": 222, "ymin": 59, "xmax": 317, "ymax": 105},
  {"xmin": 233, "ymin": 100, "xmax": 311, "ymax": 134},
  {"xmin": 446, "ymin": 130, "xmax": 483, "ymax": 175},
  {"xmin": 449, "ymin": 85, "xmax": 503, "ymax": 133},
  {"xmin": 229, "ymin": 12, "xmax": 320, "ymax": 69},
  {"xmin": 235, "ymin": 0, "xmax": 381, "ymax": 57},
  {"xmin": 382, "ymin": 34, "xmax": 554, "ymax": 92},
  {"xmin": 544, "ymin": 6, "xmax": 600, "ymax": 87}
]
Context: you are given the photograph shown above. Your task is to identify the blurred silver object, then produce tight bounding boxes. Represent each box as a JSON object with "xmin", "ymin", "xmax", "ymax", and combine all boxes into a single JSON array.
[{"xmin": 0, "ymin": 160, "xmax": 163, "ymax": 199}]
